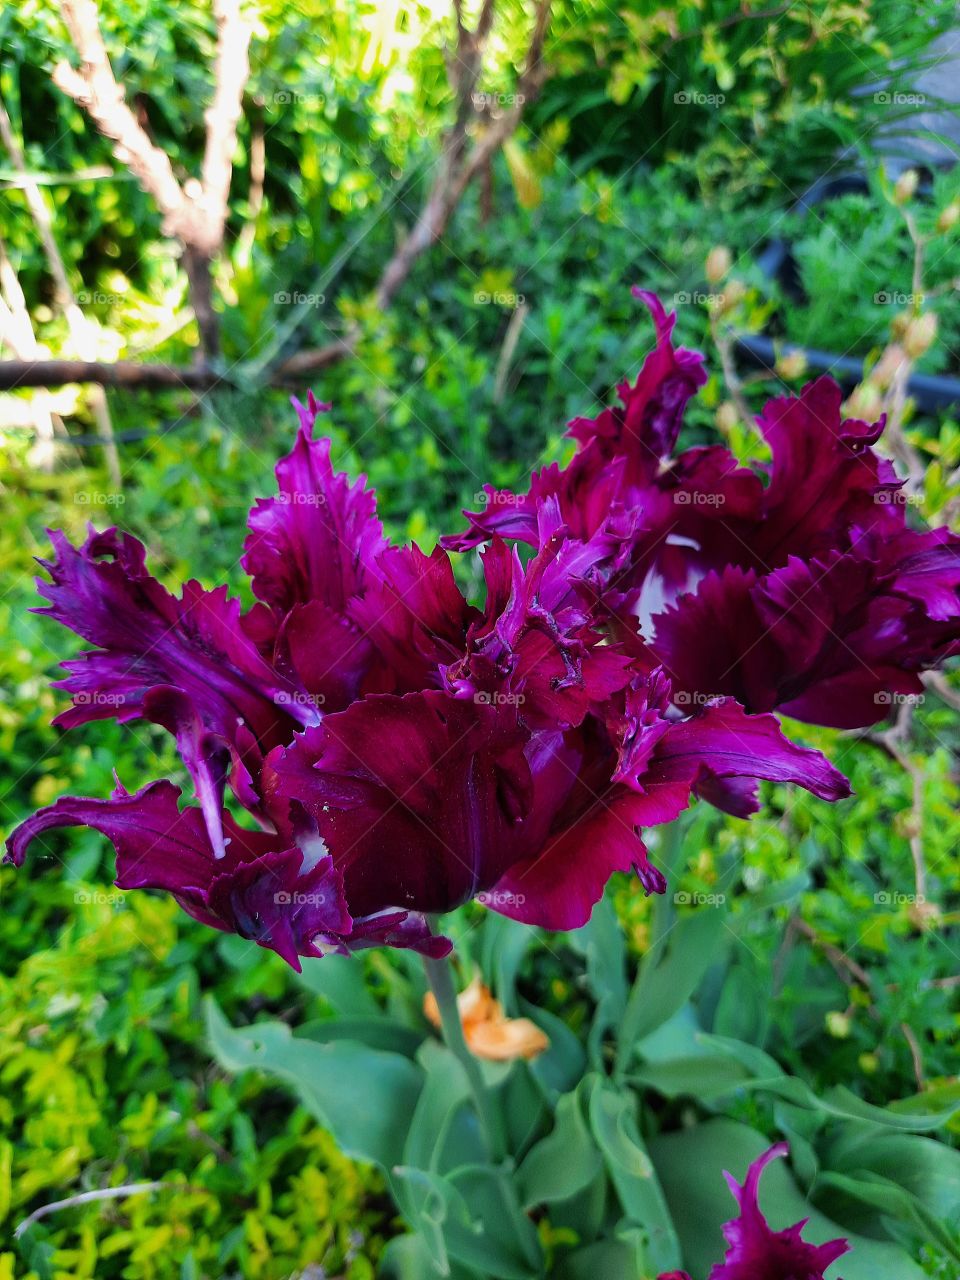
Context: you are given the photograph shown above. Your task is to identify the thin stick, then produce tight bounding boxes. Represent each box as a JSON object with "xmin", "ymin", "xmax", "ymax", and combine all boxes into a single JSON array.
[
  {"xmin": 15, "ymin": 1181, "xmax": 171, "ymax": 1239},
  {"xmin": 0, "ymin": 92, "xmax": 120, "ymax": 485}
]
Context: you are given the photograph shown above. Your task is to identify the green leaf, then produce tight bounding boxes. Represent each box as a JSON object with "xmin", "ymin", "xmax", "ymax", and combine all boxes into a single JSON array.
[
  {"xmin": 587, "ymin": 1079, "xmax": 681, "ymax": 1272},
  {"xmin": 294, "ymin": 952, "xmax": 381, "ymax": 1017},
  {"xmin": 205, "ymin": 996, "xmax": 421, "ymax": 1167},
  {"xmin": 392, "ymin": 1166, "xmax": 541, "ymax": 1280},
  {"xmin": 632, "ymin": 1054, "xmax": 751, "ymax": 1102},
  {"xmin": 476, "ymin": 913, "xmax": 534, "ymax": 1015},
  {"xmin": 552, "ymin": 1240, "xmax": 638, "ymax": 1280},
  {"xmin": 523, "ymin": 1002, "xmax": 588, "ymax": 1099},
  {"xmin": 616, "ymin": 907, "xmax": 726, "ymax": 1073},
  {"xmin": 298, "ymin": 1014, "xmax": 423, "ymax": 1058},
  {"xmin": 517, "ymin": 1083, "xmax": 603, "ymax": 1209},
  {"xmin": 569, "ymin": 892, "xmax": 628, "ymax": 1066},
  {"xmin": 403, "ymin": 1040, "xmax": 471, "ymax": 1172}
]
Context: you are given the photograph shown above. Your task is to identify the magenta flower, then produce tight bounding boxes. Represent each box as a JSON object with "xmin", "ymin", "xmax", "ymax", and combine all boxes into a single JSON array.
[
  {"xmin": 445, "ymin": 293, "xmax": 960, "ymax": 729},
  {"xmin": 5, "ymin": 387, "xmax": 851, "ymax": 967},
  {"xmin": 659, "ymin": 1143, "xmax": 849, "ymax": 1279}
]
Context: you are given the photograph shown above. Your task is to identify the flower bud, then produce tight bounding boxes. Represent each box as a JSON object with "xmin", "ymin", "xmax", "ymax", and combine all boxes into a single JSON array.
[
  {"xmin": 937, "ymin": 201, "xmax": 960, "ymax": 233},
  {"xmin": 845, "ymin": 383, "xmax": 882, "ymax": 419},
  {"xmin": 903, "ymin": 311, "xmax": 937, "ymax": 358},
  {"xmin": 705, "ymin": 245, "xmax": 732, "ymax": 285},
  {"xmin": 869, "ymin": 344, "xmax": 907, "ymax": 391},
  {"xmin": 716, "ymin": 400, "xmax": 739, "ymax": 433},
  {"xmin": 713, "ymin": 279, "xmax": 746, "ymax": 315},
  {"xmin": 826, "ymin": 1010, "xmax": 851, "ymax": 1039},
  {"xmin": 893, "ymin": 169, "xmax": 918, "ymax": 205},
  {"xmin": 776, "ymin": 349, "xmax": 807, "ymax": 380}
]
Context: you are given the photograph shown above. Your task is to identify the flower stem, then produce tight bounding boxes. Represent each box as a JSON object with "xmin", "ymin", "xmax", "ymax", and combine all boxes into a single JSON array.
[{"xmin": 422, "ymin": 951, "xmax": 507, "ymax": 1162}]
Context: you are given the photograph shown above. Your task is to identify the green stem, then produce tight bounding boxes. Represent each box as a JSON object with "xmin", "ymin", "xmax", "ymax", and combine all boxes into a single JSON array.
[{"xmin": 422, "ymin": 950, "xmax": 507, "ymax": 1162}]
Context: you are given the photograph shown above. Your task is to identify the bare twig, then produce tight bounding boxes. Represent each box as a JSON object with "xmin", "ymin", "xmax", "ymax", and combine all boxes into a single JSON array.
[
  {"xmin": 15, "ymin": 1181, "xmax": 172, "ymax": 1239},
  {"xmin": 0, "ymin": 341, "xmax": 359, "ymax": 391},
  {"xmin": 922, "ymin": 669, "xmax": 960, "ymax": 714},
  {"xmin": 374, "ymin": 0, "xmax": 552, "ymax": 312},
  {"xmin": 866, "ymin": 702, "xmax": 931, "ymax": 909},
  {"xmin": 0, "ymin": 92, "xmax": 120, "ymax": 483},
  {"xmin": 493, "ymin": 300, "xmax": 528, "ymax": 401},
  {"xmin": 52, "ymin": 0, "xmax": 253, "ymax": 361}
]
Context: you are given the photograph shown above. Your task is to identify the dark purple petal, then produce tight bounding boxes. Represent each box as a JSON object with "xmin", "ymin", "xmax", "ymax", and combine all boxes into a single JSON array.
[
  {"xmin": 490, "ymin": 788, "xmax": 663, "ymax": 931},
  {"xmin": 348, "ymin": 544, "xmax": 479, "ymax": 692},
  {"xmin": 243, "ymin": 396, "xmax": 388, "ymax": 616},
  {"xmin": 568, "ymin": 289, "xmax": 707, "ymax": 466},
  {"xmin": 444, "ymin": 524, "xmax": 635, "ymax": 731},
  {"xmin": 268, "ymin": 691, "xmax": 534, "ymax": 917},
  {"xmin": 649, "ymin": 548, "xmax": 953, "ymax": 730},
  {"xmin": 710, "ymin": 1143, "xmax": 849, "ymax": 1279},
  {"xmin": 36, "ymin": 528, "xmax": 306, "ymax": 839},
  {"xmin": 643, "ymin": 698, "xmax": 851, "ymax": 805},
  {"xmin": 3, "ymin": 778, "xmax": 454, "ymax": 968}
]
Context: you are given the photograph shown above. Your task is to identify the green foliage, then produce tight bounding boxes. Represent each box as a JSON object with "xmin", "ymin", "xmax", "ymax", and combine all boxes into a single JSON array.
[{"xmin": 2, "ymin": 0, "xmax": 960, "ymax": 1274}]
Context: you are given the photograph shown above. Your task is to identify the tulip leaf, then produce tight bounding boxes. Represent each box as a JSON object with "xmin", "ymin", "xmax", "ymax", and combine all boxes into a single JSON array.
[
  {"xmin": 569, "ymin": 893, "xmax": 628, "ymax": 1066},
  {"xmin": 298, "ymin": 1015, "xmax": 423, "ymax": 1058},
  {"xmin": 294, "ymin": 952, "xmax": 381, "ymax": 1017},
  {"xmin": 616, "ymin": 907, "xmax": 726, "ymax": 1072},
  {"xmin": 551, "ymin": 1240, "xmax": 639, "ymax": 1280},
  {"xmin": 522, "ymin": 1002, "xmax": 588, "ymax": 1099},
  {"xmin": 403, "ymin": 1040, "xmax": 472, "ymax": 1172},
  {"xmin": 632, "ymin": 1053, "xmax": 751, "ymax": 1102},
  {"xmin": 587, "ymin": 1079, "xmax": 681, "ymax": 1272},
  {"xmin": 516, "ymin": 1083, "xmax": 603, "ymax": 1209},
  {"xmin": 476, "ymin": 913, "xmax": 534, "ymax": 1015},
  {"xmin": 392, "ymin": 1165, "xmax": 541, "ymax": 1280},
  {"xmin": 205, "ymin": 996, "xmax": 422, "ymax": 1167}
]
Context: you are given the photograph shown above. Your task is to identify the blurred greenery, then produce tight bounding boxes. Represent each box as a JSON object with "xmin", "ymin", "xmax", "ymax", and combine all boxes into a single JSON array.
[{"xmin": 1, "ymin": 0, "xmax": 959, "ymax": 1275}]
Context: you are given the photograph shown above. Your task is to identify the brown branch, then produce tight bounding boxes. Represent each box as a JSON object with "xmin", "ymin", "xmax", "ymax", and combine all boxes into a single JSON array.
[
  {"xmin": 866, "ymin": 703, "xmax": 931, "ymax": 910},
  {"xmin": 199, "ymin": 0, "xmax": 252, "ymax": 255},
  {"xmin": 0, "ymin": 340, "xmax": 359, "ymax": 391},
  {"xmin": 0, "ymin": 91, "xmax": 120, "ymax": 484},
  {"xmin": 0, "ymin": 360, "xmax": 219, "ymax": 390},
  {"xmin": 375, "ymin": 0, "xmax": 552, "ymax": 312},
  {"xmin": 52, "ymin": 0, "xmax": 197, "ymax": 243},
  {"xmin": 52, "ymin": 0, "xmax": 253, "ymax": 361}
]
